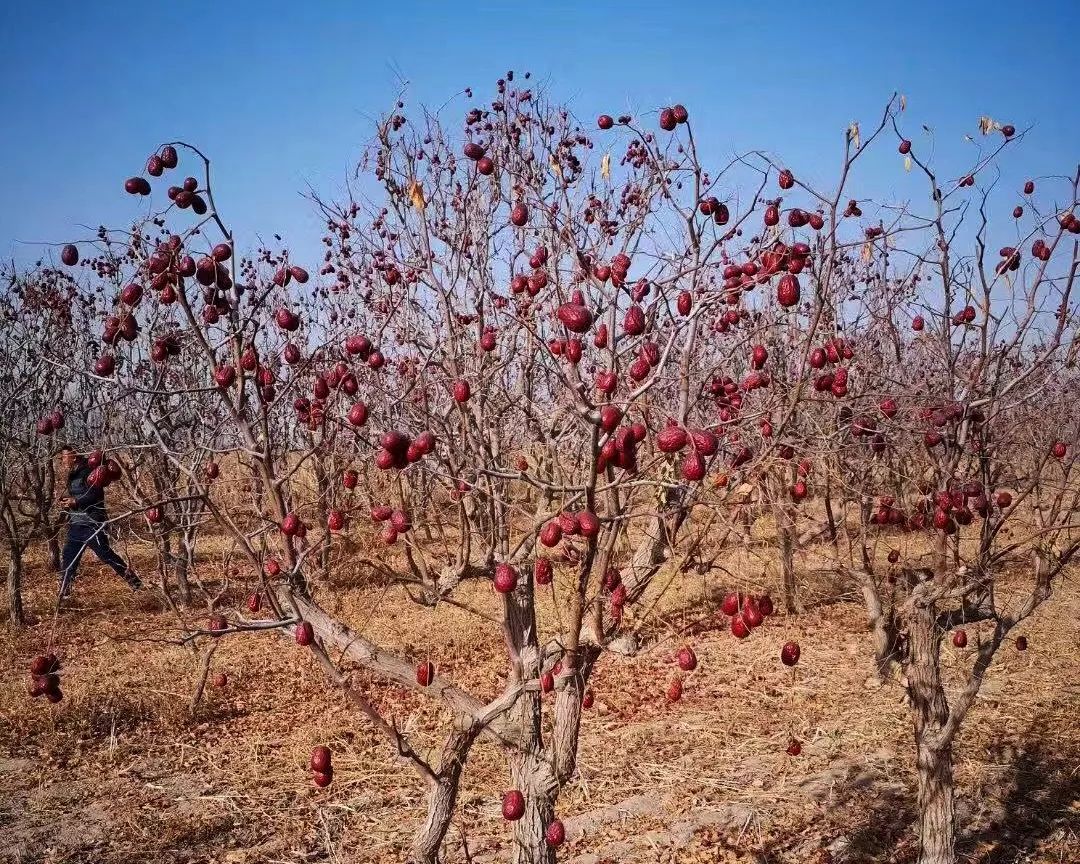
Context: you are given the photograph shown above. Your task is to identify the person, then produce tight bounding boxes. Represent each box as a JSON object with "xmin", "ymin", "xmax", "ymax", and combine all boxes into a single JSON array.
[{"xmin": 56, "ymin": 445, "xmax": 141, "ymax": 602}]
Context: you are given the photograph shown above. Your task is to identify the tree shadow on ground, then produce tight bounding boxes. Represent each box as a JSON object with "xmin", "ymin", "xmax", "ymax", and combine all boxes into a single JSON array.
[
  {"xmin": 958, "ymin": 727, "xmax": 1080, "ymax": 864},
  {"xmin": 834, "ymin": 782, "xmax": 918, "ymax": 863},
  {"xmin": 810, "ymin": 703, "xmax": 1079, "ymax": 864}
]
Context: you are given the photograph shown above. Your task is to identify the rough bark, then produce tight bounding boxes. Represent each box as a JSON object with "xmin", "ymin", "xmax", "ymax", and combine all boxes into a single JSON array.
[
  {"xmin": 908, "ymin": 592, "xmax": 956, "ymax": 864},
  {"xmin": 551, "ymin": 672, "xmax": 584, "ymax": 785},
  {"xmin": 861, "ymin": 571, "xmax": 895, "ymax": 681},
  {"xmin": 916, "ymin": 736, "xmax": 955, "ymax": 864},
  {"xmin": 408, "ymin": 723, "xmax": 479, "ymax": 864},
  {"xmin": 173, "ymin": 558, "xmax": 191, "ymax": 604},
  {"xmin": 510, "ymin": 756, "xmax": 558, "ymax": 864},
  {"xmin": 502, "ymin": 563, "xmax": 557, "ymax": 864}
]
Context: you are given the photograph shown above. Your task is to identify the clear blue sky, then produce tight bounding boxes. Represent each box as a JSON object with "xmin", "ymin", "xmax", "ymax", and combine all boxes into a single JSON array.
[{"xmin": 2, "ymin": 0, "xmax": 1077, "ymax": 267}]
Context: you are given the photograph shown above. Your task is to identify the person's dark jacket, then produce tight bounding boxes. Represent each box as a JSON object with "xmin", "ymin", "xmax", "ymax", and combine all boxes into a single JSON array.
[{"xmin": 67, "ymin": 458, "xmax": 107, "ymax": 525}]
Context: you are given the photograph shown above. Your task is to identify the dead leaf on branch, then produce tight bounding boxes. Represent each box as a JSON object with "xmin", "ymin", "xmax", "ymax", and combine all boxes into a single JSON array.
[
  {"xmin": 601, "ymin": 152, "xmax": 611, "ymax": 181},
  {"xmin": 408, "ymin": 180, "xmax": 425, "ymax": 211},
  {"xmin": 849, "ymin": 121, "xmax": 861, "ymax": 150}
]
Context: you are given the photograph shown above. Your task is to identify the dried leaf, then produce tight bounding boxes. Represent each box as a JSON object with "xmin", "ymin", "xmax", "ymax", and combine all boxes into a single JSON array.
[
  {"xmin": 849, "ymin": 121, "xmax": 861, "ymax": 150},
  {"xmin": 899, "ymin": 94, "xmax": 906, "ymax": 112},
  {"xmin": 600, "ymin": 152, "xmax": 611, "ymax": 181},
  {"xmin": 861, "ymin": 242, "xmax": 873, "ymax": 263},
  {"xmin": 549, "ymin": 155, "xmax": 562, "ymax": 178},
  {"xmin": 407, "ymin": 180, "xmax": 425, "ymax": 211},
  {"xmin": 978, "ymin": 116, "xmax": 996, "ymax": 135},
  {"xmin": 904, "ymin": 155, "xmax": 912, "ymax": 172}
]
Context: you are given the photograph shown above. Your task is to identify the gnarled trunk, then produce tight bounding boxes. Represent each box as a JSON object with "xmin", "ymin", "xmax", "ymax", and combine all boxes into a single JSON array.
[
  {"xmin": 408, "ymin": 723, "xmax": 478, "ymax": 864},
  {"xmin": 861, "ymin": 571, "xmax": 896, "ymax": 681},
  {"xmin": 408, "ymin": 784, "xmax": 455, "ymax": 864}
]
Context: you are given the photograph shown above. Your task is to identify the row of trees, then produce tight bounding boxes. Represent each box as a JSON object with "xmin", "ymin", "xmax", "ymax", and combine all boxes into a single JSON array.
[{"xmin": 3, "ymin": 78, "xmax": 1079, "ymax": 864}]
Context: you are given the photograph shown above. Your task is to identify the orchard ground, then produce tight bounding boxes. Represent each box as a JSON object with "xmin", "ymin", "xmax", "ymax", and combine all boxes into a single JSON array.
[{"xmin": 2, "ymin": 523, "xmax": 1077, "ymax": 864}]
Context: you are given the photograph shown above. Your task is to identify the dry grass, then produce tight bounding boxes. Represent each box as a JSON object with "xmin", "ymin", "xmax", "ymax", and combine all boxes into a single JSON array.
[{"xmin": 1, "ymin": 529, "xmax": 1077, "ymax": 864}]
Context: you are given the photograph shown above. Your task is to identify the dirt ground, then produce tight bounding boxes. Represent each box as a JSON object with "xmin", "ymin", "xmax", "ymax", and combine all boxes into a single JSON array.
[{"xmin": 1, "ymin": 533, "xmax": 1077, "ymax": 864}]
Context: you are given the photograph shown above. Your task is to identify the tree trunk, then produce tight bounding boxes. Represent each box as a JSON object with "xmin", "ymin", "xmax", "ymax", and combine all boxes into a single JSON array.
[
  {"xmin": 510, "ymin": 756, "xmax": 558, "ymax": 864},
  {"xmin": 916, "ymin": 737, "xmax": 956, "ymax": 864},
  {"xmin": 281, "ymin": 589, "xmax": 558, "ymax": 862},
  {"xmin": 408, "ymin": 723, "xmax": 478, "ymax": 864},
  {"xmin": 47, "ymin": 534, "xmax": 61, "ymax": 572},
  {"xmin": 408, "ymin": 775, "xmax": 459, "ymax": 864},
  {"xmin": 860, "ymin": 565, "xmax": 895, "ymax": 681},
  {"xmin": 503, "ymin": 553, "xmax": 558, "ymax": 864},
  {"xmin": 7, "ymin": 543, "xmax": 24, "ymax": 625},
  {"xmin": 823, "ymin": 477, "xmax": 839, "ymax": 547},
  {"xmin": 158, "ymin": 532, "xmax": 174, "ymax": 597},
  {"xmin": 174, "ymin": 541, "xmax": 192, "ymax": 604},
  {"xmin": 189, "ymin": 643, "xmax": 218, "ymax": 714},
  {"xmin": 774, "ymin": 498, "xmax": 798, "ymax": 615},
  {"xmin": 176, "ymin": 525, "xmax": 196, "ymax": 604},
  {"xmin": 908, "ymin": 590, "xmax": 956, "ymax": 864}
]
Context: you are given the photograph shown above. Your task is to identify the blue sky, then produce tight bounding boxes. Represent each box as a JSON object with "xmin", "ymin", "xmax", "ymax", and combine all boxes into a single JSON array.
[{"xmin": 2, "ymin": 0, "xmax": 1077, "ymax": 267}]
